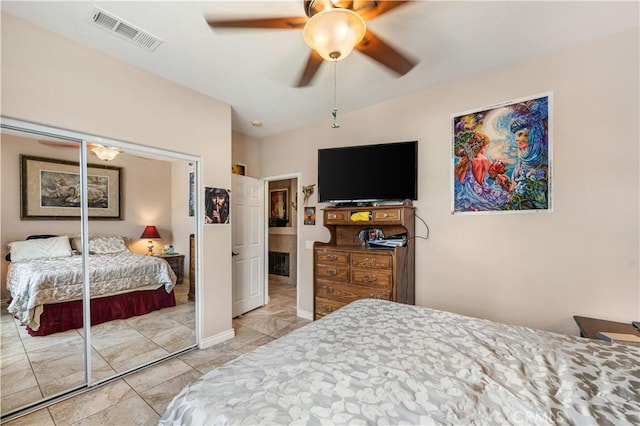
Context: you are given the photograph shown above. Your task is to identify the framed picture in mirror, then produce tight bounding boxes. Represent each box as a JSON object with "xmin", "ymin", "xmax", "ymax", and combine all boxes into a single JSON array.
[{"xmin": 21, "ymin": 155, "xmax": 122, "ymax": 220}]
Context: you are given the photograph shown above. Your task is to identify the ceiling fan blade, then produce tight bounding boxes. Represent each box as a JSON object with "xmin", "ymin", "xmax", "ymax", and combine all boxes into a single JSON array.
[
  {"xmin": 355, "ymin": 1, "xmax": 411, "ymax": 21},
  {"xmin": 355, "ymin": 29, "xmax": 417, "ymax": 76},
  {"xmin": 296, "ymin": 50, "xmax": 324, "ymax": 87},
  {"xmin": 206, "ymin": 16, "xmax": 307, "ymax": 30}
]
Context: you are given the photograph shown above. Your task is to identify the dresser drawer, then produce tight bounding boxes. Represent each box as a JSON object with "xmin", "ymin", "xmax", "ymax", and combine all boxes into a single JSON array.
[
  {"xmin": 316, "ymin": 249, "xmax": 350, "ymax": 264},
  {"xmin": 316, "ymin": 264, "xmax": 349, "ymax": 281},
  {"xmin": 351, "ymin": 268, "xmax": 392, "ymax": 288},
  {"xmin": 351, "ymin": 252, "xmax": 392, "ymax": 269},
  {"xmin": 371, "ymin": 208, "xmax": 401, "ymax": 222},
  {"xmin": 316, "ymin": 280, "xmax": 390, "ymax": 302},
  {"xmin": 315, "ymin": 297, "xmax": 347, "ymax": 318},
  {"xmin": 325, "ymin": 210, "xmax": 348, "ymax": 224}
]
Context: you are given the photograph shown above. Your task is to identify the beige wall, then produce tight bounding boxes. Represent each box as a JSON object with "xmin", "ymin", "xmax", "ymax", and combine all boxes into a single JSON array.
[
  {"xmin": 170, "ymin": 160, "xmax": 197, "ymax": 281},
  {"xmin": 258, "ymin": 29, "xmax": 640, "ymax": 335},
  {"xmin": 232, "ymin": 131, "xmax": 261, "ymax": 178},
  {"xmin": 1, "ymin": 13, "xmax": 233, "ymax": 341}
]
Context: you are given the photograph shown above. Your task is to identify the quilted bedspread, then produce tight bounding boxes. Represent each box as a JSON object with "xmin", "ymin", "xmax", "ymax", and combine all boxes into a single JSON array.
[
  {"xmin": 6, "ymin": 251, "xmax": 176, "ymax": 330},
  {"xmin": 160, "ymin": 299, "xmax": 639, "ymax": 425}
]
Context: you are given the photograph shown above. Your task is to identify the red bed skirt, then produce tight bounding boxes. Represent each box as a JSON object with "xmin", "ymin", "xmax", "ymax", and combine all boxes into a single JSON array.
[{"xmin": 27, "ymin": 287, "xmax": 176, "ymax": 336}]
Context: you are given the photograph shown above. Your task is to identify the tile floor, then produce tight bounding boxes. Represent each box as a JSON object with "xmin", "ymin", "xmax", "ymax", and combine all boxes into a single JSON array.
[
  {"xmin": 1, "ymin": 283, "xmax": 196, "ymax": 417},
  {"xmin": 1, "ymin": 281, "xmax": 305, "ymax": 425}
]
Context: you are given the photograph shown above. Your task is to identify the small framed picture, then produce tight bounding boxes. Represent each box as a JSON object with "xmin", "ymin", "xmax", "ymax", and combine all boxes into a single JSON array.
[
  {"xmin": 269, "ymin": 189, "xmax": 288, "ymax": 227},
  {"xmin": 204, "ymin": 187, "xmax": 230, "ymax": 224},
  {"xmin": 188, "ymin": 171, "xmax": 195, "ymax": 217},
  {"xmin": 231, "ymin": 163, "xmax": 246, "ymax": 176},
  {"xmin": 304, "ymin": 207, "xmax": 316, "ymax": 225}
]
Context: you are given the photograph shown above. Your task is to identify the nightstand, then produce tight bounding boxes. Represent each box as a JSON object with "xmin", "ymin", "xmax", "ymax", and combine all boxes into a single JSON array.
[
  {"xmin": 159, "ymin": 253, "xmax": 184, "ymax": 284},
  {"xmin": 573, "ymin": 316, "xmax": 640, "ymax": 339}
]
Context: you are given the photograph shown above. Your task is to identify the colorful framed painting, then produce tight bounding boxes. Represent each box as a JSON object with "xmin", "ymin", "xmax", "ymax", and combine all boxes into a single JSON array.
[
  {"xmin": 20, "ymin": 155, "xmax": 122, "ymax": 220},
  {"xmin": 304, "ymin": 206, "xmax": 316, "ymax": 225},
  {"xmin": 204, "ymin": 186, "xmax": 230, "ymax": 224},
  {"xmin": 269, "ymin": 189, "xmax": 288, "ymax": 227},
  {"xmin": 451, "ymin": 92, "xmax": 552, "ymax": 214}
]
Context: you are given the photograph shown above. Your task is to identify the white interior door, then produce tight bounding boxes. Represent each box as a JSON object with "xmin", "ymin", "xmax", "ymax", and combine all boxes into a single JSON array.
[{"xmin": 232, "ymin": 174, "xmax": 265, "ymax": 317}]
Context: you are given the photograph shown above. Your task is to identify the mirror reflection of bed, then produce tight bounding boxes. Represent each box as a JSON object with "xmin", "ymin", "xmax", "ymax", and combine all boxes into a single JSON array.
[{"xmin": 0, "ymin": 126, "xmax": 197, "ymax": 417}]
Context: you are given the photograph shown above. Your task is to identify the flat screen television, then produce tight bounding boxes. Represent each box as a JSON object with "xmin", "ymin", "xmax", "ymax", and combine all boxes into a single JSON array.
[{"xmin": 317, "ymin": 141, "xmax": 418, "ymax": 204}]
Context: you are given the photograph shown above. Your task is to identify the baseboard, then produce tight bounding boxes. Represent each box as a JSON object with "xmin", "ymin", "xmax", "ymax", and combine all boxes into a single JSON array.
[
  {"xmin": 297, "ymin": 308, "xmax": 313, "ymax": 321},
  {"xmin": 199, "ymin": 327, "xmax": 235, "ymax": 349}
]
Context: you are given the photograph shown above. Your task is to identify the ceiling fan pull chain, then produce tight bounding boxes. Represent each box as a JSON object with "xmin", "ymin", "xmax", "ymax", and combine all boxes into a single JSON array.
[{"xmin": 331, "ymin": 59, "xmax": 340, "ymax": 129}]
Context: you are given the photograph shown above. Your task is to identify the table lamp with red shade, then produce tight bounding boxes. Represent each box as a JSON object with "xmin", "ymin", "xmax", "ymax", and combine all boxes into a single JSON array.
[{"xmin": 140, "ymin": 225, "xmax": 161, "ymax": 255}]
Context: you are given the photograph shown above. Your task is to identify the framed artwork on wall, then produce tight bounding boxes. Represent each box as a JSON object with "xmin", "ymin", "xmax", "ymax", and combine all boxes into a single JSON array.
[
  {"xmin": 20, "ymin": 155, "xmax": 122, "ymax": 220},
  {"xmin": 304, "ymin": 206, "xmax": 316, "ymax": 225},
  {"xmin": 269, "ymin": 189, "xmax": 288, "ymax": 227},
  {"xmin": 188, "ymin": 171, "xmax": 195, "ymax": 217},
  {"xmin": 204, "ymin": 186, "xmax": 230, "ymax": 224},
  {"xmin": 451, "ymin": 92, "xmax": 552, "ymax": 214},
  {"xmin": 231, "ymin": 163, "xmax": 246, "ymax": 176}
]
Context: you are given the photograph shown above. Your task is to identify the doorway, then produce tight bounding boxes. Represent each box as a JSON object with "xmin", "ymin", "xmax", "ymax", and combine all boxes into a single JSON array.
[
  {"xmin": 266, "ymin": 174, "xmax": 299, "ymax": 314},
  {"xmin": 230, "ymin": 173, "xmax": 301, "ymax": 334},
  {"xmin": 232, "ymin": 173, "xmax": 308, "ymax": 334}
]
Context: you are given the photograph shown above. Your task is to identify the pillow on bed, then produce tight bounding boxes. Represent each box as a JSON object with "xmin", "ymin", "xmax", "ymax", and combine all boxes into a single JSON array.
[
  {"xmin": 70, "ymin": 235, "xmax": 129, "ymax": 254},
  {"xmin": 8, "ymin": 235, "xmax": 72, "ymax": 262},
  {"xmin": 70, "ymin": 237, "xmax": 85, "ymax": 253},
  {"xmin": 88, "ymin": 235, "xmax": 128, "ymax": 254}
]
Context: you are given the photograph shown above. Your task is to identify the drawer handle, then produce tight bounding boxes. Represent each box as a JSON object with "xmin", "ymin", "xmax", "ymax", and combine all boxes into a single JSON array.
[
  {"xmin": 362, "ymin": 275, "xmax": 377, "ymax": 282},
  {"xmin": 321, "ymin": 285, "xmax": 334, "ymax": 293},
  {"xmin": 383, "ymin": 213, "xmax": 388, "ymax": 218},
  {"xmin": 369, "ymin": 294, "xmax": 383, "ymax": 299},
  {"xmin": 326, "ymin": 254, "xmax": 337, "ymax": 261},
  {"xmin": 320, "ymin": 305, "xmax": 333, "ymax": 313},
  {"xmin": 325, "ymin": 269, "xmax": 337, "ymax": 275}
]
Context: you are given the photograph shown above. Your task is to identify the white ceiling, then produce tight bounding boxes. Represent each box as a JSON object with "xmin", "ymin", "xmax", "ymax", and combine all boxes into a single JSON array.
[{"xmin": 2, "ymin": 1, "xmax": 638, "ymax": 138}]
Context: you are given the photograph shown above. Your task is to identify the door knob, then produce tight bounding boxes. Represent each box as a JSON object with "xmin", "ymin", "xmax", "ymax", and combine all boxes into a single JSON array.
[{"xmin": 232, "ymin": 252, "xmax": 239, "ymax": 256}]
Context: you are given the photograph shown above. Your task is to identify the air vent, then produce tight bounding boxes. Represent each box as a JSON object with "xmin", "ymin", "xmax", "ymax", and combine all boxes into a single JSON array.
[{"xmin": 89, "ymin": 7, "xmax": 163, "ymax": 52}]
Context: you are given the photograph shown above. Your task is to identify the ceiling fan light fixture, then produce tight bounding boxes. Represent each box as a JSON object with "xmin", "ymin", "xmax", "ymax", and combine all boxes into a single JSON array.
[
  {"xmin": 91, "ymin": 144, "xmax": 120, "ymax": 161},
  {"xmin": 303, "ymin": 8, "xmax": 366, "ymax": 62}
]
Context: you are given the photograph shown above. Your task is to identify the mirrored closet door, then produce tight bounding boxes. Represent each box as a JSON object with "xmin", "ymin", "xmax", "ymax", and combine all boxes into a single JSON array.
[
  {"xmin": 0, "ymin": 118, "xmax": 199, "ymax": 419},
  {"xmin": 86, "ymin": 142, "xmax": 198, "ymax": 384},
  {"xmin": 0, "ymin": 130, "xmax": 86, "ymax": 415}
]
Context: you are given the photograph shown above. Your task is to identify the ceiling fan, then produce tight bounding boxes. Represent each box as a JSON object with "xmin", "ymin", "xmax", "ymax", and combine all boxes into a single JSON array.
[{"xmin": 205, "ymin": 0, "xmax": 418, "ymax": 87}]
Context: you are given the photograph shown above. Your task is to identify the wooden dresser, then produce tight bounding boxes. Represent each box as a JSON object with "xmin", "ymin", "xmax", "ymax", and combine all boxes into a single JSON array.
[{"xmin": 313, "ymin": 206, "xmax": 415, "ymax": 319}]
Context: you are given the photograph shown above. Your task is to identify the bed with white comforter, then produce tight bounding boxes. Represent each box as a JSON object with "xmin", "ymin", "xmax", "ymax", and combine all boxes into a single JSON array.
[
  {"xmin": 7, "ymin": 251, "xmax": 176, "ymax": 331},
  {"xmin": 160, "ymin": 299, "xmax": 639, "ymax": 425}
]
